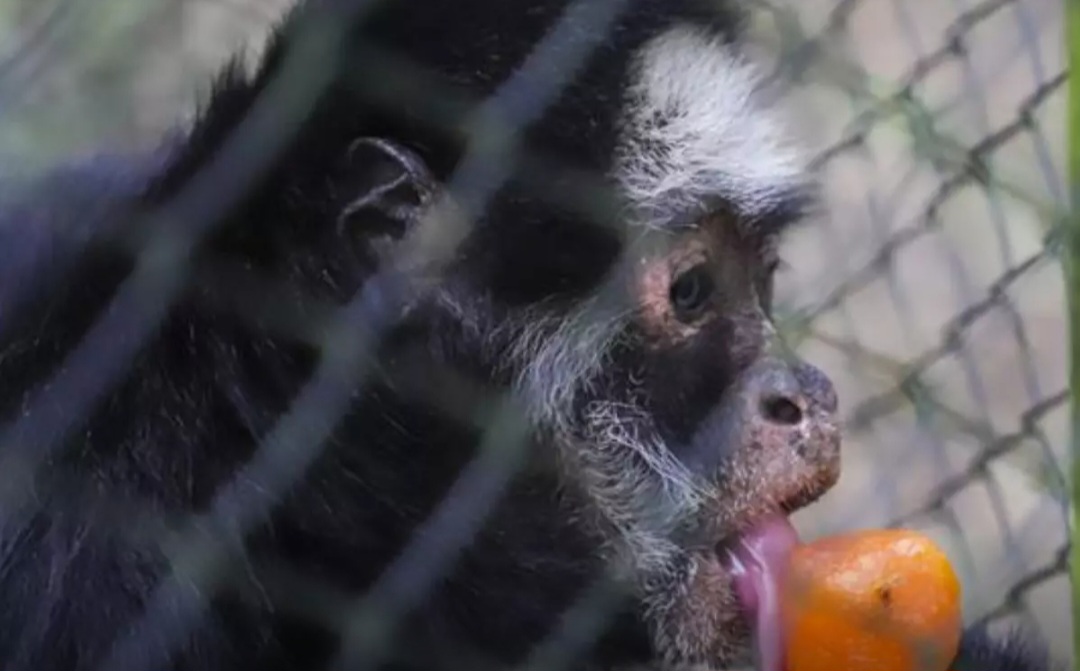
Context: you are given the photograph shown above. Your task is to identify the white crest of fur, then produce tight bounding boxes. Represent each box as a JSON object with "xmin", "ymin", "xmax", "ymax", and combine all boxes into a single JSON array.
[{"xmin": 616, "ymin": 23, "xmax": 807, "ymax": 228}]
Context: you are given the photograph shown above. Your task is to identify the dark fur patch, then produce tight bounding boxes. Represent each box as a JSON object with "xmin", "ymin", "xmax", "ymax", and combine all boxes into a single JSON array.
[{"xmin": 952, "ymin": 623, "xmax": 1059, "ymax": 671}]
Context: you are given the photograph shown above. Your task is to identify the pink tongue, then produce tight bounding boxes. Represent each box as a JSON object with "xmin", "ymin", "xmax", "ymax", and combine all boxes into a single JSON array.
[{"xmin": 721, "ymin": 514, "xmax": 801, "ymax": 671}]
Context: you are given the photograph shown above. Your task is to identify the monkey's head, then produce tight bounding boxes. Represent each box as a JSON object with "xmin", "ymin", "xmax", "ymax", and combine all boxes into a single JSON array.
[
  {"xmin": 323, "ymin": 5, "xmax": 844, "ymax": 667},
  {"xmin": 212, "ymin": 1, "xmax": 840, "ymax": 668}
]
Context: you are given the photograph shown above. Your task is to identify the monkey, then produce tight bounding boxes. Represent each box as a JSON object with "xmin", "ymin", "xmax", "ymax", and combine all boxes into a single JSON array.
[{"xmin": 0, "ymin": 0, "xmax": 1062, "ymax": 670}]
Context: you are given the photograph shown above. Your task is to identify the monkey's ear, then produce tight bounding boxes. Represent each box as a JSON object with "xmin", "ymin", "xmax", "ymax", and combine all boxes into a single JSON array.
[{"xmin": 331, "ymin": 137, "xmax": 437, "ymax": 256}]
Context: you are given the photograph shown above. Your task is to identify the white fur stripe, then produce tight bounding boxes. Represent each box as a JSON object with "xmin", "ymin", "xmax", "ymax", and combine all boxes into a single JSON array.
[{"xmin": 616, "ymin": 23, "xmax": 807, "ymax": 228}]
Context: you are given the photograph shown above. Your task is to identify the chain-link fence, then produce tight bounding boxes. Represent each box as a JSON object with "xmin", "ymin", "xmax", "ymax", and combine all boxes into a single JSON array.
[
  {"xmin": 749, "ymin": 0, "xmax": 1070, "ymax": 659},
  {"xmin": 0, "ymin": 0, "xmax": 1069, "ymax": 669}
]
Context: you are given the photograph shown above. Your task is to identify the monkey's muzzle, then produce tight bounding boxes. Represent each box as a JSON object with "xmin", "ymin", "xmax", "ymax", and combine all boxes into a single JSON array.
[{"xmin": 694, "ymin": 356, "xmax": 841, "ymax": 671}]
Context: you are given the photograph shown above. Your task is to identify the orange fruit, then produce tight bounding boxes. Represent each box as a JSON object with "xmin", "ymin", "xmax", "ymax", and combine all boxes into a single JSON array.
[{"xmin": 781, "ymin": 528, "xmax": 962, "ymax": 671}]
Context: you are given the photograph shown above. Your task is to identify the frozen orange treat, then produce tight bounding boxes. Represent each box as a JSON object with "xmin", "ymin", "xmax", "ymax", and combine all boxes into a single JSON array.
[{"xmin": 780, "ymin": 528, "xmax": 962, "ymax": 671}]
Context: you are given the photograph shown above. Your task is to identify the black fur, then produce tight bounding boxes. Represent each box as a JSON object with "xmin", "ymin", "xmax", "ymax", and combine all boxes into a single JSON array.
[
  {"xmin": 0, "ymin": 1, "xmax": 1063, "ymax": 670},
  {"xmin": 953, "ymin": 624, "xmax": 1063, "ymax": 671}
]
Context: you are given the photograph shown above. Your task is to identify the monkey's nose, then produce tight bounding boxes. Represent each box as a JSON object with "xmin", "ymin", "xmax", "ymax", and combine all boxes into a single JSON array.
[
  {"xmin": 754, "ymin": 359, "xmax": 838, "ymax": 428},
  {"xmin": 681, "ymin": 356, "xmax": 841, "ymax": 477},
  {"xmin": 760, "ymin": 392, "xmax": 803, "ymax": 426},
  {"xmin": 734, "ymin": 357, "xmax": 839, "ymax": 461}
]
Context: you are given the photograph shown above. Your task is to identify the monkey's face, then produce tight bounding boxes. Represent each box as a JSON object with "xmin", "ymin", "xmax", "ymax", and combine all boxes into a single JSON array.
[
  {"xmin": 625, "ymin": 223, "xmax": 839, "ymax": 669},
  {"xmin": 405, "ymin": 13, "xmax": 840, "ymax": 670},
  {"xmin": 485, "ymin": 21, "xmax": 842, "ymax": 671},
  {"xmin": 516, "ymin": 211, "xmax": 841, "ymax": 670}
]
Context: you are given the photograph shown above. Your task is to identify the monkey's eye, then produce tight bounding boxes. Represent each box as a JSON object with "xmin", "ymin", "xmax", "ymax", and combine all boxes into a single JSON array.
[{"xmin": 669, "ymin": 264, "xmax": 715, "ymax": 321}]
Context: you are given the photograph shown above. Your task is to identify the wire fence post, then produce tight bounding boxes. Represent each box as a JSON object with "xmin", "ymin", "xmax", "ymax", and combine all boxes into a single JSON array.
[{"xmin": 1068, "ymin": 0, "xmax": 1080, "ymax": 663}]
